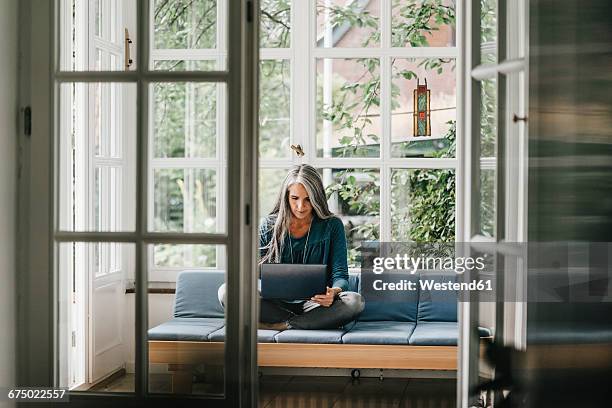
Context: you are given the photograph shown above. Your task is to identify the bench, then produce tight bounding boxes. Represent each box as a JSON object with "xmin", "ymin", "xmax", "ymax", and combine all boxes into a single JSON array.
[{"xmin": 148, "ymin": 270, "xmax": 490, "ymax": 392}]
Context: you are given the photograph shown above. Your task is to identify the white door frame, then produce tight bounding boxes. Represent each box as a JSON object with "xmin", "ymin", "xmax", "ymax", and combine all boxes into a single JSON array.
[
  {"xmin": 20, "ymin": 0, "xmax": 260, "ymax": 404},
  {"xmin": 458, "ymin": 0, "xmax": 529, "ymax": 406}
]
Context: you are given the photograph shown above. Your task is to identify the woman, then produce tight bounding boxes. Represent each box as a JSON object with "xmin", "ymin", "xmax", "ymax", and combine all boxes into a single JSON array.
[{"xmin": 218, "ymin": 164, "xmax": 364, "ymax": 330}]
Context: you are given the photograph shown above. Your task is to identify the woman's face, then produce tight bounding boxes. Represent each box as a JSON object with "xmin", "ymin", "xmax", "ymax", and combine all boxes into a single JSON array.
[{"xmin": 287, "ymin": 183, "xmax": 313, "ymax": 221}]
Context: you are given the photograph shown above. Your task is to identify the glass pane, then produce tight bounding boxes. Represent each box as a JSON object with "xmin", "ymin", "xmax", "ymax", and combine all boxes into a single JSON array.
[
  {"xmin": 258, "ymin": 168, "xmax": 288, "ymax": 220},
  {"xmin": 391, "ymin": 58, "xmax": 457, "ymax": 158},
  {"xmin": 153, "ymin": 168, "xmax": 220, "ymax": 233},
  {"xmin": 322, "ymin": 168, "xmax": 380, "ymax": 268},
  {"xmin": 261, "ymin": 0, "xmax": 291, "ymax": 48},
  {"xmin": 152, "ymin": 60, "xmax": 218, "ymax": 71},
  {"xmin": 59, "ymin": 83, "xmax": 136, "ymax": 231},
  {"xmin": 478, "ymin": 78, "xmax": 497, "ymax": 237},
  {"xmin": 152, "ymin": 82, "xmax": 219, "ymax": 159},
  {"xmin": 153, "ymin": 0, "xmax": 217, "ymax": 49},
  {"xmin": 480, "ymin": 0, "xmax": 497, "ymax": 64},
  {"xmin": 479, "ymin": 169, "xmax": 496, "ymax": 237},
  {"xmin": 316, "ymin": 58, "xmax": 381, "ymax": 158},
  {"xmin": 152, "ymin": 0, "xmax": 225, "ymax": 70},
  {"xmin": 260, "ymin": 60, "xmax": 291, "ymax": 159},
  {"xmin": 480, "ymin": 79, "xmax": 497, "ymax": 157},
  {"xmin": 58, "ymin": 243, "xmax": 135, "ymax": 392},
  {"xmin": 316, "ymin": 0, "xmax": 380, "ymax": 48},
  {"xmin": 391, "ymin": 0, "xmax": 456, "ymax": 47},
  {"xmin": 60, "ymin": 0, "xmax": 137, "ymax": 71},
  {"xmin": 391, "ymin": 168, "xmax": 456, "ymax": 242},
  {"xmin": 148, "ymin": 245, "xmax": 226, "ymax": 396},
  {"xmin": 149, "ymin": 244, "xmax": 225, "ymax": 283}
]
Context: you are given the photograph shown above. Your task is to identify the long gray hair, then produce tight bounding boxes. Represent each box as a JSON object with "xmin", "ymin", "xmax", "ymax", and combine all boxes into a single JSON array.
[{"xmin": 260, "ymin": 164, "xmax": 333, "ymax": 264}]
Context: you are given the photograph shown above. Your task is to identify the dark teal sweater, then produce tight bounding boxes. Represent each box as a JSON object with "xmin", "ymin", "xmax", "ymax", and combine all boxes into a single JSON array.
[{"xmin": 259, "ymin": 215, "xmax": 350, "ymax": 292}]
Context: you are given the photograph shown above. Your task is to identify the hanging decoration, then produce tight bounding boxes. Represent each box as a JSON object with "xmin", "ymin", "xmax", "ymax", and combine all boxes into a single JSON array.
[
  {"xmin": 290, "ymin": 144, "xmax": 305, "ymax": 157},
  {"xmin": 413, "ymin": 78, "xmax": 431, "ymax": 137}
]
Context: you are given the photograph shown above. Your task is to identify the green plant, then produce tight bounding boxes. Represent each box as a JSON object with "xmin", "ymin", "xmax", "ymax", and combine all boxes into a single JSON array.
[{"xmin": 317, "ymin": 1, "xmax": 457, "ymax": 254}]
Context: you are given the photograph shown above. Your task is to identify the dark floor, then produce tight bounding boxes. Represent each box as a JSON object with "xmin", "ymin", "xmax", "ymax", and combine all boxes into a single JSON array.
[
  {"xmin": 259, "ymin": 375, "xmax": 456, "ymax": 408},
  {"xmin": 91, "ymin": 373, "xmax": 456, "ymax": 407}
]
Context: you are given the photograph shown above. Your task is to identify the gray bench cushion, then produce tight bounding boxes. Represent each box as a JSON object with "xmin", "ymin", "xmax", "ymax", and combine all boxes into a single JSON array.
[
  {"xmin": 174, "ymin": 270, "xmax": 225, "ymax": 319},
  {"xmin": 274, "ymin": 326, "xmax": 353, "ymax": 344},
  {"xmin": 409, "ymin": 322, "xmax": 492, "ymax": 345},
  {"xmin": 358, "ymin": 271, "xmax": 420, "ymax": 322},
  {"xmin": 409, "ymin": 321, "xmax": 459, "ymax": 346},
  {"xmin": 148, "ymin": 317, "xmax": 224, "ymax": 341},
  {"xmin": 341, "ymin": 321, "xmax": 416, "ymax": 345},
  {"xmin": 208, "ymin": 327, "xmax": 279, "ymax": 343},
  {"xmin": 416, "ymin": 271, "xmax": 458, "ymax": 322}
]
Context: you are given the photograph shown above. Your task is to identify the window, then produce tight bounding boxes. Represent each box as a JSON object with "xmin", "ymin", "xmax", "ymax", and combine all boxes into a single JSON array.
[
  {"xmin": 259, "ymin": 0, "xmax": 459, "ymax": 267},
  {"xmin": 55, "ymin": 0, "xmax": 253, "ymax": 397},
  {"xmin": 60, "ymin": 1, "xmax": 460, "ymax": 282},
  {"xmin": 148, "ymin": 0, "xmax": 228, "ymax": 281}
]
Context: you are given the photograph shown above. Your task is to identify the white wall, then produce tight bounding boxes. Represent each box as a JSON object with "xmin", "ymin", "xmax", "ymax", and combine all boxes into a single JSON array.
[
  {"xmin": 124, "ymin": 295, "xmax": 175, "ymax": 373},
  {"xmin": 0, "ymin": 0, "xmax": 18, "ymax": 405}
]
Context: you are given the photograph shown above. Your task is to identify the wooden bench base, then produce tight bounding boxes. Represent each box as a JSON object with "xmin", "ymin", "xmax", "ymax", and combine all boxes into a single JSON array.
[{"xmin": 149, "ymin": 341, "xmax": 457, "ymax": 393}]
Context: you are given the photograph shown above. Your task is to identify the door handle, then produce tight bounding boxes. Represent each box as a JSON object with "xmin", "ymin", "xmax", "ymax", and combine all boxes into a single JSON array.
[
  {"xmin": 513, "ymin": 114, "xmax": 527, "ymax": 123},
  {"xmin": 124, "ymin": 28, "xmax": 133, "ymax": 71}
]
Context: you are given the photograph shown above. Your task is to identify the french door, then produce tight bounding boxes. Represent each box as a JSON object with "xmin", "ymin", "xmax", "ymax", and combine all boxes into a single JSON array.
[
  {"xmin": 49, "ymin": 0, "xmax": 259, "ymax": 405},
  {"xmin": 459, "ymin": 0, "xmax": 529, "ymax": 407}
]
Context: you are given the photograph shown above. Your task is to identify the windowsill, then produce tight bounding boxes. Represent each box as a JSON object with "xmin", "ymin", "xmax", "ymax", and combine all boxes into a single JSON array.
[{"xmin": 125, "ymin": 281, "xmax": 177, "ymax": 294}]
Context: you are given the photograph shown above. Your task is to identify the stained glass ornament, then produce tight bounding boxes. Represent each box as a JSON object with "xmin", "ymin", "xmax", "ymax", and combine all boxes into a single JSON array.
[{"xmin": 413, "ymin": 78, "xmax": 431, "ymax": 137}]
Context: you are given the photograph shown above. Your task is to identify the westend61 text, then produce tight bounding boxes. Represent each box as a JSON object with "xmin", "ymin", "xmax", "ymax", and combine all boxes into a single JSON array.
[{"xmin": 372, "ymin": 279, "xmax": 493, "ymax": 292}]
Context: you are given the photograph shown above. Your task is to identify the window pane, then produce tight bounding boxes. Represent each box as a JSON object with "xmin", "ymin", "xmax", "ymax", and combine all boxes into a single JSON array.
[
  {"xmin": 391, "ymin": 0, "xmax": 456, "ymax": 47},
  {"xmin": 258, "ymin": 168, "xmax": 288, "ymax": 219},
  {"xmin": 59, "ymin": 83, "xmax": 137, "ymax": 232},
  {"xmin": 480, "ymin": 0, "xmax": 497, "ymax": 63},
  {"xmin": 58, "ymin": 243, "xmax": 135, "ymax": 392},
  {"xmin": 153, "ymin": 0, "xmax": 217, "ymax": 49},
  {"xmin": 152, "ymin": 244, "xmax": 220, "ymax": 269},
  {"xmin": 152, "ymin": 0, "xmax": 225, "ymax": 70},
  {"xmin": 153, "ymin": 168, "xmax": 219, "ymax": 233},
  {"xmin": 148, "ymin": 245, "xmax": 227, "ymax": 396},
  {"xmin": 316, "ymin": 58, "xmax": 381, "ymax": 158},
  {"xmin": 391, "ymin": 58, "xmax": 456, "ymax": 158},
  {"xmin": 152, "ymin": 60, "xmax": 218, "ymax": 71},
  {"xmin": 479, "ymin": 169, "xmax": 495, "ymax": 237},
  {"xmin": 322, "ymin": 168, "xmax": 380, "ymax": 268},
  {"xmin": 261, "ymin": 0, "xmax": 291, "ymax": 48},
  {"xmin": 480, "ymin": 79, "xmax": 497, "ymax": 157},
  {"xmin": 60, "ymin": 0, "xmax": 137, "ymax": 71},
  {"xmin": 316, "ymin": 0, "xmax": 380, "ymax": 48},
  {"xmin": 477, "ymin": 78, "xmax": 497, "ymax": 237},
  {"xmin": 260, "ymin": 60, "xmax": 291, "ymax": 159},
  {"xmin": 391, "ymin": 168, "xmax": 456, "ymax": 242},
  {"xmin": 152, "ymin": 82, "xmax": 219, "ymax": 159}
]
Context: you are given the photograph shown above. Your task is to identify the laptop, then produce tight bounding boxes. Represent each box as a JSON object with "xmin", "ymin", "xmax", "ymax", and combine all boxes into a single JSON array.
[{"xmin": 260, "ymin": 263, "xmax": 327, "ymax": 300}]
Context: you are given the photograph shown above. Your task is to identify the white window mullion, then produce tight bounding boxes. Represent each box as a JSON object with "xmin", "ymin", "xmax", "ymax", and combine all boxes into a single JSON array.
[
  {"xmin": 312, "ymin": 47, "xmax": 458, "ymax": 59},
  {"xmin": 217, "ymin": 80, "xmax": 227, "ymax": 268},
  {"xmin": 380, "ymin": 165, "xmax": 391, "ymax": 242},
  {"xmin": 259, "ymin": 159, "xmax": 294, "ymax": 169},
  {"xmin": 260, "ymin": 49, "xmax": 292, "ymax": 60},
  {"xmin": 380, "ymin": 47, "xmax": 391, "ymax": 242},
  {"xmin": 292, "ymin": 0, "xmax": 310, "ymax": 163},
  {"xmin": 310, "ymin": 157, "xmax": 458, "ymax": 168},
  {"xmin": 381, "ymin": 0, "xmax": 392, "ymax": 49},
  {"xmin": 218, "ymin": 0, "xmax": 227, "ymax": 65}
]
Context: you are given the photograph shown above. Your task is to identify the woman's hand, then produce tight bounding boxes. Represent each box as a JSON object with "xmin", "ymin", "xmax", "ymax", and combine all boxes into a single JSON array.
[{"xmin": 311, "ymin": 287, "xmax": 340, "ymax": 307}]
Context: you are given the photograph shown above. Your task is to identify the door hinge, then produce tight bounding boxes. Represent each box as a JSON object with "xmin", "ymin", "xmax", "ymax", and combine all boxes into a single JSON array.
[
  {"xmin": 23, "ymin": 106, "xmax": 31, "ymax": 136},
  {"xmin": 246, "ymin": 0, "xmax": 253, "ymax": 23},
  {"xmin": 71, "ymin": 331, "xmax": 76, "ymax": 348}
]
